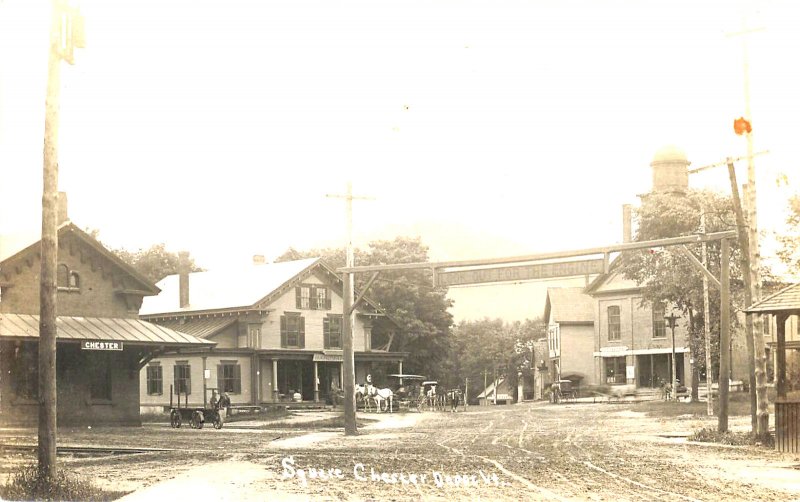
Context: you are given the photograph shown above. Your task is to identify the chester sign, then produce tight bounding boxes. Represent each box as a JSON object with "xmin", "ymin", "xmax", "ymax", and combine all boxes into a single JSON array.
[
  {"xmin": 435, "ymin": 258, "xmax": 605, "ymax": 287},
  {"xmin": 81, "ymin": 340, "xmax": 123, "ymax": 351}
]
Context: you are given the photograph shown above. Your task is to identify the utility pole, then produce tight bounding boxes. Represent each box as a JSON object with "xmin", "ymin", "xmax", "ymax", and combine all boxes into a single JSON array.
[
  {"xmin": 700, "ymin": 212, "xmax": 714, "ymax": 416},
  {"xmin": 327, "ymin": 182, "xmax": 373, "ymax": 435},
  {"xmin": 38, "ymin": 0, "xmax": 83, "ymax": 477},
  {"xmin": 718, "ymin": 238, "xmax": 731, "ymax": 432},
  {"xmin": 728, "ymin": 12, "xmax": 770, "ymax": 440}
]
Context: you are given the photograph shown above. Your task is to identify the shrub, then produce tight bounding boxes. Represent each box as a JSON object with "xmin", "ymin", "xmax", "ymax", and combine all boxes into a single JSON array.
[
  {"xmin": 688, "ymin": 427, "xmax": 774, "ymax": 448},
  {"xmin": 0, "ymin": 464, "xmax": 126, "ymax": 501}
]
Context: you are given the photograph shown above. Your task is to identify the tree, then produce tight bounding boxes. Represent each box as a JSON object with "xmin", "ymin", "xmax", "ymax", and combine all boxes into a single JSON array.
[
  {"xmin": 105, "ymin": 242, "xmax": 201, "ymax": 284},
  {"xmin": 777, "ymin": 194, "xmax": 800, "ymax": 275},
  {"xmin": 617, "ymin": 190, "xmax": 745, "ymax": 401},
  {"xmin": 443, "ymin": 318, "xmax": 545, "ymax": 402},
  {"xmin": 275, "ymin": 237, "xmax": 453, "ymax": 377}
]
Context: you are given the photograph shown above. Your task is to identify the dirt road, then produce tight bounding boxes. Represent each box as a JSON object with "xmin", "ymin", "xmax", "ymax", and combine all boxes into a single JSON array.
[{"xmin": 2, "ymin": 402, "xmax": 799, "ymax": 501}]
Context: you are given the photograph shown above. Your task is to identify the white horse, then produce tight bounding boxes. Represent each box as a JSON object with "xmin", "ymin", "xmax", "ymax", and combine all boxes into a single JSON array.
[
  {"xmin": 367, "ymin": 384, "xmax": 394, "ymax": 413},
  {"xmin": 355, "ymin": 384, "xmax": 373, "ymax": 412}
]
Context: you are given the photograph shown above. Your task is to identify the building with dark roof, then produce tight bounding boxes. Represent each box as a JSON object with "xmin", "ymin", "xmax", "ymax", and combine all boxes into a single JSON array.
[{"xmin": 0, "ymin": 208, "xmax": 213, "ymax": 425}]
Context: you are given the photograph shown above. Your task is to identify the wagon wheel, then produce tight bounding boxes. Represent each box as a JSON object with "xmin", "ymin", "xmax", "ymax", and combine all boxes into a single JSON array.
[
  {"xmin": 415, "ymin": 396, "xmax": 423, "ymax": 412},
  {"xmin": 213, "ymin": 412, "xmax": 224, "ymax": 429},
  {"xmin": 170, "ymin": 410, "xmax": 181, "ymax": 428}
]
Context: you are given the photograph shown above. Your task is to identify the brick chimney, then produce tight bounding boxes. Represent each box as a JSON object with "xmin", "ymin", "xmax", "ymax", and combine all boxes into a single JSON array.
[
  {"xmin": 253, "ymin": 254, "xmax": 266, "ymax": 265},
  {"xmin": 57, "ymin": 192, "xmax": 69, "ymax": 225},
  {"xmin": 178, "ymin": 251, "xmax": 190, "ymax": 309}
]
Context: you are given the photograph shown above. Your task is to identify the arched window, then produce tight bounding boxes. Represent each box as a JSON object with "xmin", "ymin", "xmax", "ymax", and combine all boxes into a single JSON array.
[
  {"xmin": 68, "ymin": 271, "xmax": 80, "ymax": 289},
  {"xmin": 57, "ymin": 264, "xmax": 70, "ymax": 288}
]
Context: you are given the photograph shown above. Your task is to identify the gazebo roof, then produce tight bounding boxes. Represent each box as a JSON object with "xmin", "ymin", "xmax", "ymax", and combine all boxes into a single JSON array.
[{"xmin": 744, "ymin": 283, "xmax": 800, "ymax": 315}]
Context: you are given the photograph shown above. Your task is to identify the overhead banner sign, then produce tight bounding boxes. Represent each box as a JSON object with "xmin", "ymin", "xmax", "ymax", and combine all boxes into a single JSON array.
[
  {"xmin": 436, "ymin": 258, "xmax": 605, "ymax": 287},
  {"xmin": 82, "ymin": 340, "xmax": 123, "ymax": 351}
]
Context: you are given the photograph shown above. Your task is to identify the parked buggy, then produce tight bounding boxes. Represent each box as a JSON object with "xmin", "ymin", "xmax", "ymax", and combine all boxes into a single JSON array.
[
  {"xmin": 169, "ymin": 386, "xmax": 224, "ymax": 429},
  {"xmin": 550, "ymin": 379, "xmax": 577, "ymax": 404},
  {"xmin": 387, "ymin": 374, "xmax": 427, "ymax": 412}
]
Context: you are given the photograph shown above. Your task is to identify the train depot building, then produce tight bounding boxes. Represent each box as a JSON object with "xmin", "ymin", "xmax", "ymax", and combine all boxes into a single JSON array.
[
  {"xmin": 138, "ymin": 256, "xmax": 405, "ymax": 410},
  {"xmin": 0, "ymin": 220, "xmax": 213, "ymax": 426}
]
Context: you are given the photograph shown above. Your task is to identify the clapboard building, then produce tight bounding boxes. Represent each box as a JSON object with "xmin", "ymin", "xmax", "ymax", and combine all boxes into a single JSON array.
[{"xmin": 138, "ymin": 256, "xmax": 405, "ymax": 410}]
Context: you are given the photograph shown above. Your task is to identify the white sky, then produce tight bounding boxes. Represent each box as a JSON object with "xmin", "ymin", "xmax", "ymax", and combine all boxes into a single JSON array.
[{"xmin": 1, "ymin": 0, "xmax": 798, "ymax": 321}]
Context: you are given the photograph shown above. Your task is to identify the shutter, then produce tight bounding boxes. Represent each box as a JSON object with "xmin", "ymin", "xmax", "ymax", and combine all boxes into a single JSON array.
[
  {"xmin": 323, "ymin": 317, "xmax": 330, "ymax": 349},
  {"xmin": 325, "ymin": 289, "xmax": 331, "ymax": 310},
  {"xmin": 295, "ymin": 287, "xmax": 301, "ymax": 309},
  {"xmin": 234, "ymin": 365, "xmax": 242, "ymax": 393},
  {"xmin": 280, "ymin": 316, "xmax": 287, "ymax": 348},
  {"xmin": 310, "ymin": 286, "xmax": 316, "ymax": 310},
  {"xmin": 217, "ymin": 364, "xmax": 222, "ymax": 393},
  {"xmin": 173, "ymin": 365, "xmax": 179, "ymax": 394},
  {"xmin": 157, "ymin": 366, "xmax": 163, "ymax": 395},
  {"xmin": 299, "ymin": 317, "xmax": 305, "ymax": 348},
  {"xmin": 185, "ymin": 366, "xmax": 191, "ymax": 395}
]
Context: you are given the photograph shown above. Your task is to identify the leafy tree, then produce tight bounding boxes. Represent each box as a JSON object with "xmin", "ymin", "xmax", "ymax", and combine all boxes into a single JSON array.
[
  {"xmin": 113, "ymin": 243, "xmax": 203, "ymax": 284},
  {"xmin": 275, "ymin": 237, "xmax": 453, "ymax": 377},
  {"xmin": 617, "ymin": 190, "xmax": 744, "ymax": 398},
  {"xmin": 777, "ymin": 194, "xmax": 800, "ymax": 275},
  {"xmin": 444, "ymin": 318, "xmax": 545, "ymax": 401}
]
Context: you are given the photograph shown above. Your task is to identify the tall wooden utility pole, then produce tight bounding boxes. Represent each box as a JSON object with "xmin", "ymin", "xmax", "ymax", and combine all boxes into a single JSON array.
[
  {"xmin": 39, "ymin": 0, "xmax": 83, "ymax": 476},
  {"xmin": 327, "ymin": 182, "xmax": 372, "ymax": 435},
  {"xmin": 700, "ymin": 212, "xmax": 714, "ymax": 416},
  {"xmin": 728, "ymin": 15, "xmax": 769, "ymax": 438},
  {"xmin": 718, "ymin": 238, "xmax": 731, "ymax": 432}
]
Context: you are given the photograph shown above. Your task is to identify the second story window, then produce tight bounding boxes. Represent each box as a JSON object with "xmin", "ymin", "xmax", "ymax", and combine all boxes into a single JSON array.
[
  {"xmin": 295, "ymin": 285, "xmax": 331, "ymax": 310},
  {"xmin": 607, "ymin": 306, "xmax": 621, "ymax": 341},
  {"xmin": 248, "ymin": 325, "xmax": 261, "ymax": 349},
  {"xmin": 324, "ymin": 315, "xmax": 343, "ymax": 349},
  {"xmin": 281, "ymin": 313, "xmax": 305, "ymax": 348},
  {"xmin": 652, "ymin": 303, "xmax": 666, "ymax": 338},
  {"xmin": 57, "ymin": 264, "xmax": 80, "ymax": 292}
]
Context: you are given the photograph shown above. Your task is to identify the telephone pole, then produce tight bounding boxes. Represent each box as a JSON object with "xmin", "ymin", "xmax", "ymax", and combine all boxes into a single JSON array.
[
  {"xmin": 327, "ymin": 182, "xmax": 373, "ymax": 435},
  {"xmin": 39, "ymin": 0, "xmax": 84, "ymax": 476},
  {"xmin": 728, "ymin": 14, "xmax": 770, "ymax": 439}
]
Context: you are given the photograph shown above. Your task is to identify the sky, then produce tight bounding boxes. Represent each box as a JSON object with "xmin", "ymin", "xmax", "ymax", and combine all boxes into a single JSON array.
[{"xmin": 1, "ymin": 0, "xmax": 799, "ymax": 322}]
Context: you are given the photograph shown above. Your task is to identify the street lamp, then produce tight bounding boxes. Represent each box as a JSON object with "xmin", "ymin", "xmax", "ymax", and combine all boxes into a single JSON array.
[{"xmin": 664, "ymin": 309, "xmax": 680, "ymax": 400}]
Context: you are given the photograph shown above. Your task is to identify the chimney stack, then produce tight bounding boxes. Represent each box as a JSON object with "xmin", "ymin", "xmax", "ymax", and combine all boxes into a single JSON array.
[
  {"xmin": 253, "ymin": 254, "xmax": 266, "ymax": 265},
  {"xmin": 57, "ymin": 192, "xmax": 69, "ymax": 225},
  {"xmin": 622, "ymin": 204, "xmax": 632, "ymax": 243},
  {"xmin": 178, "ymin": 251, "xmax": 190, "ymax": 309}
]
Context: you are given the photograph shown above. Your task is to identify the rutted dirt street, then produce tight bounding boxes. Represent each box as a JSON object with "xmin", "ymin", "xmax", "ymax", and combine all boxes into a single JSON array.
[{"xmin": 1, "ymin": 402, "xmax": 799, "ymax": 501}]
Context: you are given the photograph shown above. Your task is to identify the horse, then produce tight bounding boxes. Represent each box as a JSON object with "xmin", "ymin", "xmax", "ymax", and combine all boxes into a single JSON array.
[
  {"xmin": 426, "ymin": 384, "xmax": 438, "ymax": 411},
  {"xmin": 355, "ymin": 384, "xmax": 373, "ymax": 412},
  {"xmin": 446, "ymin": 388, "xmax": 462, "ymax": 412},
  {"xmin": 367, "ymin": 384, "xmax": 394, "ymax": 413}
]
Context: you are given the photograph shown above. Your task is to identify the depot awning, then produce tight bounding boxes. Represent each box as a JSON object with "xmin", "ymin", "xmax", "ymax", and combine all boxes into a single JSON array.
[{"xmin": 0, "ymin": 313, "xmax": 215, "ymax": 348}]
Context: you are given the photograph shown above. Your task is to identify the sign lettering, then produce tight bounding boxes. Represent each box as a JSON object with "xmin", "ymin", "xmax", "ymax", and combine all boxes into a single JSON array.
[
  {"xmin": 81, "ymin": 340, "xmax": 123, "ymax": 351},
  {"xmin": 436, "ymin": 259, "xmax": 605, "ymax": 287}
]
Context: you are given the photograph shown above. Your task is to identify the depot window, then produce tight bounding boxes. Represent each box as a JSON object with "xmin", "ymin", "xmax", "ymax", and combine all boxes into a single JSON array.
[
  {"xmin": 174, "ymin": 362, "xmax": 191, "ymax": 395},
  {"xmin": 281, "ymin": 313, "xmax": 305, "ymax": 348},
  {"xmin": 147, "ymin": 363, "xmax": 163, "ymax": 395}
]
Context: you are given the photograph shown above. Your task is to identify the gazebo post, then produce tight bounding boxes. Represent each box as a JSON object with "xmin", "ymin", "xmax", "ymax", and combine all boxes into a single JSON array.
[{"xmin": 776, "ymin": 313, "xmax": 788, "ymax": 400}]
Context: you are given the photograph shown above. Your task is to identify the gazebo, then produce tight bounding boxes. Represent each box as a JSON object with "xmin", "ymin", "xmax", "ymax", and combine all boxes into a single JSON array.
[{"xmin": 744, "ymin": 283, "xmax": 800, "ymax": 452}]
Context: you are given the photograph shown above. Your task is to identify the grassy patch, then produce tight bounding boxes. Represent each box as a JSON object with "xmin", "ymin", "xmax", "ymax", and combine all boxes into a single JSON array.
[
  {"xmin": 224, "ymin": 406, "xmax": 291, "ymax": 423},
  {"xmin": 0, "ymin": 464, "xmax": 128, "ymax": 501},
  {"xmin": 688, "ymin": 427, "xmax": 774, "ymax": 448},
  {"xmin": 626, "ymin": 391, "xmax": 765, "ymax": 418}
]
